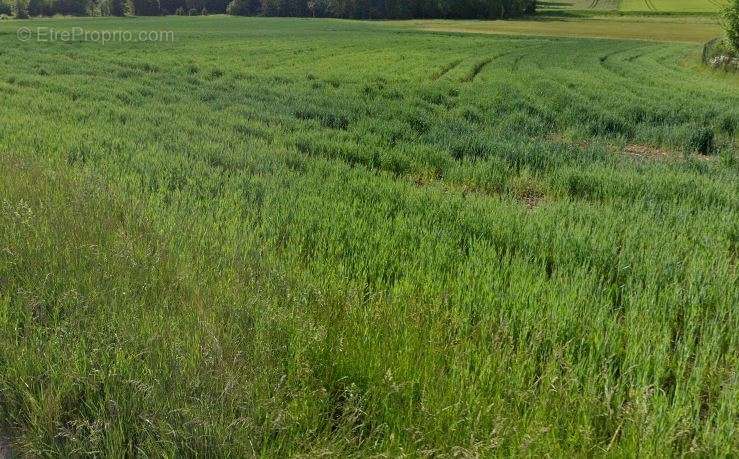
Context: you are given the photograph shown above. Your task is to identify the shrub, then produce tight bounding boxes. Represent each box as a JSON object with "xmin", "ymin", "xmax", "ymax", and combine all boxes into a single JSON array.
[
  {"xmin": 722, "ymin": 0, "xmax": 739, "ymax": 52},
  {"xmin": 0, "ymin": 2, "xmax": 11, "ymax": 14},
  {"xmin": 174, "ymin": 5, "xmax": 184, "ymax": 13}
]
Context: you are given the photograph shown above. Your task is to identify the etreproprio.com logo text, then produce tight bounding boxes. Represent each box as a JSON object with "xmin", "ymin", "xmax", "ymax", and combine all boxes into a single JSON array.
[{"xmin": 17, "ymin": 27, "xmax": 175, "ymax": 44}]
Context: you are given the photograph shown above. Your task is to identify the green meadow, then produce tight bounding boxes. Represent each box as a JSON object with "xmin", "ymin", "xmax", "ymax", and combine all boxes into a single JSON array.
[{"xmin": 0, "ymin": 16, "xmax": 737, "ymax": 457}]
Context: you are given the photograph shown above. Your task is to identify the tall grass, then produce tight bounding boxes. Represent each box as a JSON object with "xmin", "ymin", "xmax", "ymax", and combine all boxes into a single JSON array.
[{"xmin": 0, "ymin": 17, "xmax": 737, "ymax": 456}]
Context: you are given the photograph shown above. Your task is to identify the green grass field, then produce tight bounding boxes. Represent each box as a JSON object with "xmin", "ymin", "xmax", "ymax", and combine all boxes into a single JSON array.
[{"xmin": 0, "ymin": 16, "xmax": 737, "ymax": 457}]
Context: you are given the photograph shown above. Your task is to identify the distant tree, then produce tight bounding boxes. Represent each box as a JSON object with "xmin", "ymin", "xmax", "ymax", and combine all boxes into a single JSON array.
[
  {"xmin": 129, "ymin": 0, "xmax": 159, "ymax": 14},
  {"xmin": 203, "ymin": 0, "xmax": 226, "ymax": 13},
  {"xmin": 55, "ymin": 0, "xmax": 90, "ymax": 14},
  {"xmin": 260, "ymin": 0, "xmax": 277, "ymax": 13},
  {"xmin": 39, "ymin": 0, "xmax": 54, "ymax": 15},
  {"xmin": 109, "ymin": 0, "xmax": 125, "ymax": 14},
  {"xmin": 226, "ymin": 0, "xmax": 258, "ymax": 13},
  {"xmin": 281, "ymin": 0, "xmax": 307, "ymax": 16},
  {"xmin": 160, "ymin": 0, "xmax": 183, "ymax": 12},
  {"xmin": 310, "ymin": 0, "xmax": 328, "ymax": 15},
  {"xmin": 184, "ymin": 0, "xmax": 202, "ymax": 11},
  {"xmin": 26, "ymin": 0, "xmax": 42, "ymax": 15},
  {"xmin": 384, "ymin": 0, "xmax": 411, "ymax": 18},
  {"xmin": 327, "ymin": 0, "xmax": 352, "ymax": 17},
  {"xmin": 723, "ymin": 0, "xmax": 739, "ymax": 51},
  {"xmin": 13, "ymin": 0, "xmax": 29, "ymax": 17}
]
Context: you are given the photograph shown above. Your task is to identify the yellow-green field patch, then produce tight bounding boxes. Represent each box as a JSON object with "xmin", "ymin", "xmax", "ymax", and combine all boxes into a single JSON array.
[
  {"xmin": 396, "ymin": 16, "xmax": 722, "ymax": 43},
  {"xmin": 539, "ymin": 0, "xmax": 620, "ymax": 11},
  {"xmin": 620, "ymin": 0, "xmax": 726, "ymax": 12}
]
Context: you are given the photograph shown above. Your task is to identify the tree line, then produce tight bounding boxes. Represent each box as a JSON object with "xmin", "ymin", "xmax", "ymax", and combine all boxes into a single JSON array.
[
  {"xmin": 3, "ymin": 0, "xmax": 535, "ymax": 19},
  {"xmin": 228, "ymin": 0, "xmax": 535, "ymax": 19},
  {"xmin": 3, "ymin": 0, "xmax": 229, "ymax": 16}
]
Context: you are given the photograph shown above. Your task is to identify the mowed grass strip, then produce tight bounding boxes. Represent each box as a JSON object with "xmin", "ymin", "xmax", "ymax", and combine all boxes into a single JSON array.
[{"xmin": 0, "ymin": 16, "xmax": 737, "ymax": 457}]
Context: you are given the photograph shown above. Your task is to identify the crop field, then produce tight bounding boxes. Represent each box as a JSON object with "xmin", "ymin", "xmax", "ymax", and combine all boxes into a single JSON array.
[
  {"xmin": 538, "ymin": 0, "xmax": 621, "ymax": 12},
  {"xmin": 0, "ymin": 16, "xmax": 738, "ymax": 457},
  {"xmin": 540, "ymin": 0, "xmax": 725, "ymax": 13},
  {"xmin": 403, "ymin": 16, "xmax": 723, "ymax": 42},
  {"xmin": 619, "ymin": 0, "xmax": 725, "ymax": 12}
]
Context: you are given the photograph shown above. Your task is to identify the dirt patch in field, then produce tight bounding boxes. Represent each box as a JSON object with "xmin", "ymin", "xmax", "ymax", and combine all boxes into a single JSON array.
[
  {"xmin": 515, "ymin": 189, "xmax": 545, "ymax": 209},
  {"xmin": 546, "ymin": 133, "xmax": 591, "ymax": 150},
  {"xmin": 546, "ymin": 134, "xmax": 695, "ymax": 162},
  {"xmin": 0, "ymin": 153, "xmax": 32, "ymax": 171},
  {"xmin": 623, "ymin": 144, "xmax": 718, "ymax": 161},
  {"xmin": 623, "ymin": 143, "xmax": 673, "ymax": 159}
]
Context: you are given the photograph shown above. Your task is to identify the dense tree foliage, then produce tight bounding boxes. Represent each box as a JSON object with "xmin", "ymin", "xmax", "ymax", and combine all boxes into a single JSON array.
[
  {"xmin": 723, "ymin": 0, "xmax": 739, "ymax": 51},
  {"xmin": 13, "ymin": 0, "xmax": 29, "ymax": 16},
  {"xmin": 2, "ymin": 0, "xmax": 534, "ymax": 17},
  {"xmin": 228, "ymin": 0, "xmax": 536, "ymax": 18},
  {"xmin": 129, "ymin": 0, "xmax": 160, "ymax": 14},
  {"xmin": 114, "ymin": 0, "xmax": 125, "ymax": 13}
]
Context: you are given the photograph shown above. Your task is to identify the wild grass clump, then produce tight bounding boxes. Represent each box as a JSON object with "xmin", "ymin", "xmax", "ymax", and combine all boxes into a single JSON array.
[{"xmin": 682, "ymin": 125, "xmax": 716, "ymax": 154}]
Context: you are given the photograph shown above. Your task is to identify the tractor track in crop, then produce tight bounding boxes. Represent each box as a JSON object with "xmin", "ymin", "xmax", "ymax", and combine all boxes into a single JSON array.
[
  {"xmin": 431, "ymin": 59, "xmax": 463, "ymax": 80},
  {"xmin": 462, "ymin": 58, "xmax": 493, "ymax": 82},
  {"xmin": 462, "ymin": 44, "xmax": 545, "ymax": 82},
  {"xmin": 511, "ymin": 44, "xmax": 549, "ymax": 71}
]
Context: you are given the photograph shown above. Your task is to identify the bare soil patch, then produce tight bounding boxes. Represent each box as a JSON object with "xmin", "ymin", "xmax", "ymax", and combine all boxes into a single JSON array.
[
  {"xmin": 547, "ymin": 134, "xmax": 697, "ymax": 162},
  {"xmin": 623, "ymin": 143, "xmax": 673, "ymax": 159},
  {"xmin": 516, "ymin": 188, "xmax": 546, "ymax": 209}
]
